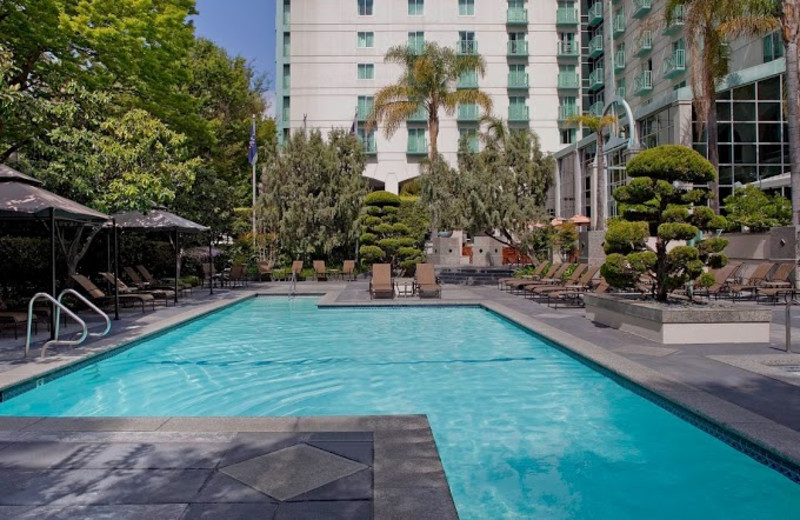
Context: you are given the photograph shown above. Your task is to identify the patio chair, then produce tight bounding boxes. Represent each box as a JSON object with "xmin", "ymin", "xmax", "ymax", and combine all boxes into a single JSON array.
[
  {"xmin": 72, "ymin": 274, "xmax": 155, "ymax": 312},
  {"xmin": 512, "ymin": 263, "xmax": 577, "ymax": 294},
  {"xmin": 123, "ymin": 266, "xmax": 149, "ymax": 288},
  {"xmin": 341, "ymin": 260, "xmax": 356, "ymax": 281},
  {"xmin": 527, "ymin": 265, "xmax": 599, "ymax": 301},
  {"xmin": 547, "ymin": 278, "xmax": 610, "ymax": 309},
  {"xmin": 498, "ymin": 262, "xmax": 549, "ymax": 290},
  {"xmin": 137, "ymin": 265, "xmax": 192, "ymax": 295},
  {"xmin": 98, "ymin": 272, "xmax": 173, "ymax": 306},
  {"xmin": 257, "ymin": 260, "xmax": 274, "ymax": 281},
  {"xmin": 228, "ymin": 264, "xmax": 247, "ymax": 288},
  {"xmin": 313, "ymin": 260, "xmax": 328, "ymax": 281},
  {"xmin": 415, "ymin": 263, "xmax": 442, "ymax": 299},
  {"xmin": 201, "ymin": 263, "xmax": 221, "ymax": 288},
  {"xmin": 0, "ymin": 310, "xmax": 34, "ymax": 340},
  {"xmin": 756, "ymin": 263, "xmax": 797, "ymax": 303},
  {"xmin": 288, "ymin": 260, "xmax": 304, "ymax": 281},
  {"xmin": 690, "ymin": 261, "xmax": 742, "ymax": 299},
  {"xmin": 370, "ymin": 263, "xmax": 394, "ymax": 299},
  {"xmin": 504, "ymin": 264, "xmax": 560, "ymax": 293},
  {"xmin": 726, "ymin": 262, "xmax": 774, "ymax": 301}
]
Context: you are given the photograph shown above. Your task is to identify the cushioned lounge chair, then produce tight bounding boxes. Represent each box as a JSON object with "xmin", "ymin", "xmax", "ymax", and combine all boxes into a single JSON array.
[
  {"xmin": 257, "ymin": 260, "xmax": 274, "ymax": 281},
  {"xmin": 98, "ymin": 272, "xmax": 173, "ymax": 305},
  {"xmin": 690, "ymin": 262, "xmax": 742, "ymax": 299},
  {"xmin": 547, "ymin": 279, "xmax": 609, "ymax": 309},
  {"xmin": 415, "ymin": 263, "xmax": 442, "ymax": 299},
  {"xmin": 341, "ymin": 260, "xmax": 356, "ymax": 281},
  {"xmin": 512, "ymin": 263, "xmax": 576, "ymax": 294},
  {"xmin": 504, "ymin": 264, "xmax": 560, "ymax": 293},
  {"xmin": 229, "ymin": 264, "xmax": 247, "ymax": 288},
  {"xmin": 72, "ymin": 274, "xmax": 155, "ymax": 312},
  {"xmin": 370, "ymin": 263, "xmax": 394, "ymax": 299},
  {"xmin": 287, "ymin": 260, "xmax": 304, "ymax": 281},
  {"xmin": 137, "ymin": 265, "xmax": 192, "ymax": 294},
  {"xmin": 726, "ymin": 262, "xmax": 774, "ymax": 301},
  {"xmin": 756, "ymin": 263, "xmax": 797, "ymax": 303},
  {"xmin": 498, "ymin": 263, "xmax": 549, "ymax": 290},
  {"xmin": 313, "ymin": 260, "xmax": 328, "ymax": 281},
  {"xmin": 527, "ymin": 265, "xmax": 600, "ymax": 301}
]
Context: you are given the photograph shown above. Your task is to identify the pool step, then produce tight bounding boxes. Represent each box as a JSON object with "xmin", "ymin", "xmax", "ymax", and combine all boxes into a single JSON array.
[{"xmin": 435, "ymin": 266, "xmax": 515, "ymax": 286}]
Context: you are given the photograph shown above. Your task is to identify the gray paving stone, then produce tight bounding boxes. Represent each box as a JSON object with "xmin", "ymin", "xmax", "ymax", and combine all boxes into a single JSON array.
[
  {"xmin": 159, "ymin": 417, "xmax": 300, "ymax": 433},
  {"xmin": 23, "ymin": 418, "xmax": 168, "ymax": 432},
  {"xmin": 219, "ymin": 433, "xmax": 309, "ymax": 467},
  {"xmin": 4, "ymin": 504, "xmax": 187, "ymax": 520},
  {"xmin": 373, "ymin": 457, "xmax": 447, "ymax": 489},
  {"xmin": 306, "ymin": 432, "xmax": 373, "ymax": 442},
  {"xmin": 81, "ymin": 442, "xmax": 229, "ymax": 470},
  {"xmin": 192, "ymin": 472, "xmax": 277, "ymax": 504},
  {"xmin": 0, "ymin": 442, "xmax": 99, "ymax": 469},
  {"xmin": 287, "ymin": 468, "xmax": 372, "ymax": 502},
  {"xmin": 374, "ymin": 487, "xmax": 457, "ymax": 520},
  {"xmin": 0, "ymin": 417, "xmax": 42, "ymax": 431},
  {"xmin": 221, "ymin": 444, "xmax": 368, "ymax": 501},
  {"xmin": 182, "ymin": 503, "xmax": 278, "ymax": 520},
  {"xmin": 305, "ymin": 441, "xmax": 373, "ymax": 464},
  {"xmin": 274, "ymin": 500, "xmax": 371, "ymax": 520}
]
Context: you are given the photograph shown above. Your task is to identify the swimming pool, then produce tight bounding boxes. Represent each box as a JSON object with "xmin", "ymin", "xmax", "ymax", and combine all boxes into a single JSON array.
[{"xmin": 0, "ymin": 297, "xmax": 797, "ymax": 518}]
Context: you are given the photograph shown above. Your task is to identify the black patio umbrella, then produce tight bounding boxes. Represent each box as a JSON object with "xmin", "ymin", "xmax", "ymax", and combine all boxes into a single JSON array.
[
  {"xmin": 111, "ymin": 209, "xmax": 211, "ymax": 302},
  {"xmin": 0, "ymin": 164, "xmax": 110, "ymax": 333}
]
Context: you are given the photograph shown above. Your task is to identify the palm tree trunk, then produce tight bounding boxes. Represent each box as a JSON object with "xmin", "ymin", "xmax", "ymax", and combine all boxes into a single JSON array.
[
  {"xmin": 706, "ymin": 92, "xmax": 721, "ymax": 213},
  {"xmin": 429, "ymin": 113, "xmax": 439, "ymax": 162},
  {"xmin": 596, "ymin": 136, "xmax": 606, "ymax": 231},
  {"xmin": 782, "ymin": 7, "xmax": 800, "ymax": 286}
]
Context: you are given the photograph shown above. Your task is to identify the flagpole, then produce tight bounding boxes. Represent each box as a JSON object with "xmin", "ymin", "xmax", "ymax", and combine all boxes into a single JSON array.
[{"xmin": 251, "ymin": 114, "xmax": 257, "ymax": 253}]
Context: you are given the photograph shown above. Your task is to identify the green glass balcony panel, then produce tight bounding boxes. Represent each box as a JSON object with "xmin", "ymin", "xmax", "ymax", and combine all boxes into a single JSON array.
[
  {"xmin": 588, "ymin": 67, "xmax": 604, "ymax": 90},
  {"xmin": 508, "ymin": 72, "xmax": 529, "ymax": 89},
  {"xmin": 589, "ymin": 100, "xmax": 605, "ymax": 117},
  {"xmin": 457, "ymin": 70, "xmax": 479, "ymax": 88},
  {"xmin": 632, "ymin": 0, "xmax": 651, "ymax": 19},
  {"xmin": 588, "ymin": 2, "xmax": 603, "ymax": 26},
  {"xmin": 634, "ymin": 70, "xmax": 653, "ymax": 95},
  {"xmin": 588, "ymin": 34, "xmax": 604, "ymax": 58},
  {"xmin": 507, "ymin": 7, "xmax": 528, "ymax": 24},
  {"xmin": 508, "ymin": 104, "xmax": 529, "ymax": 121},
  {"xmin": 613, "ymin": 13, "xmax": 625, "ymax": 38},
  {"xmin": 457, "ymin": 40, "xmax": 478, "ymax": 55},
  {"xmin": 360, "ymin": 136, "xmax": 377, "ymax": 154},
  {"xmin": 282, "ymin": 110, "xmax": 290, "ymax": 123},
  {"xmin": 662, "ymin": 49, "xmax": 686, "ymax": 78},
  {"xmin": 409, "ymin": 40, "xmax": 425, "ymax": 55},
  {"xmin": 558, "ymin": 72, "xmax": 580, "ymax": 89},
  {"xmin": 616, "ymin": 85, "xmax": 626, "ymax": 98},
  {"xmin": 557, "ymin": 40, "xmax": 579, "ymax": 58},
  {"xmin": 558, "ymin": 104, "xmax": 579, "ymax": 121},
  {"xmin": 664, "ymin": 5, "xmax": 685, "ymax": 34},
  {"xmin": 508, "ymin": 40, "xmax": 529, "ymax": 57},
  {"xmin": 407, "ymin": 135, "xmax": 428, "ymax": 154},
  {"xmin": 614, "ymin": 50, "xmax": 626, "ymax": 72},
  {"xmin": 457, "ymin": 104, "xmax": 479, "ymax": 122},
  {"xmin": 408, "ymin": 106, "xmax": 428, "ymax": 122},
  {"xmin": 635, "ymin": 31, "xmax": 653, "ymax": 56},
  {"xmin": 556, "ymin": 7, "xmax": 579, "ymax": 25}
]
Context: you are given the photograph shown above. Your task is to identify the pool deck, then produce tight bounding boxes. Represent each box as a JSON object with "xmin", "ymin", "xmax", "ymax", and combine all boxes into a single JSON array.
[{"xmin": 1, "ymin": 280, "xmax": 800, "ymax": 516}]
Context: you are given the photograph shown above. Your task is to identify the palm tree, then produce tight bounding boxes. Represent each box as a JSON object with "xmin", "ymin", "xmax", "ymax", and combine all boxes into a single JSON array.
[
  {"xmin": 666, "ymin": 0, "xmax": 743, "ymax": 213},
  {"xmin": 566, "ymin": 113, "xmax": 618, "ymax": 231},
  {"xmin": 366, "ymin": 42, "xmax": 492, "ymax": 163}
]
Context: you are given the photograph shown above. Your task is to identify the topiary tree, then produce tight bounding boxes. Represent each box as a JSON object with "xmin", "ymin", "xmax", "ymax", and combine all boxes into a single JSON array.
[
  {"xmin": 359, "ymin": 190, "xmax": 425, "ymax": 273},
  {"xmin": 601, "ymin": 145, "xmax": 729, "ymax": 302},
  {"xmin": 723, "ymin": 185, "xmax": 791, "ymax": 232}
]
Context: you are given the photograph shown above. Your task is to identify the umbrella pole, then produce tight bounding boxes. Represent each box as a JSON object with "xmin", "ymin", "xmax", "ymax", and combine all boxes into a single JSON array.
[
  {"xmin": 113, "ymin": 219, "xmax": 119, "ymax": 320},
  {"xmin": 50, "ymin": 208, "xmax": 56, "ymax": 339},
  {"xmin": 209, "ymin": 230, "xmax": 213, "ymax": 296},
  {"xmin": 174, "ymin": 229, "xmax": 179, "ymax": 304}
]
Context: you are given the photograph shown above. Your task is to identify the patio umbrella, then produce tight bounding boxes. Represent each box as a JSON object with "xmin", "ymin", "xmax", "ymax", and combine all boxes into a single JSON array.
[
  {"xmin": 550, "ymin": 217, "xmax": 565, "ymax": 227},
  {"xmin": 569, "ymin": 214, "xmax": 591, "ymax": 226},
  {"xmin": 112, "ymin": 208, "xmax": 210, "ymax": 301},
  {"xmin": 0, "ymin": 164, "xmax": 110, "ymax": 332}
]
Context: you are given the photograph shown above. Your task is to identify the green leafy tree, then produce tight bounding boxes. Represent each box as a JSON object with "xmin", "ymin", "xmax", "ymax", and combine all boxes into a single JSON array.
[
  {"xmin": 555, "ymin": 222, "xmax": 579, "ymax": 261},
  {"xmin": 358, "ymin": 191, "xmax": 425, "ymax": 274},
  {"xmin": 602, "ymin": 145, "xmax": 728, "ymax": 302},
  {"xmin": 259, "ymin": 128, "xmax": 368, "ymax": 262},
  {"xmin": 723, "ymin": 185, "xmax": 792, "ymax": 231},
  {"xmin": 366, "ymin": 42, "xmax": 491, "ymax": 161}
]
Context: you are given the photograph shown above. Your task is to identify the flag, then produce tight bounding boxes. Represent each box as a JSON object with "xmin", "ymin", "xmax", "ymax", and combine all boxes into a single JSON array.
[
  {"xmin": 349, "ymin": 107, "xmax": 358, "ymax": 135},
  {"xmin": 247, "ymin": 118, "xmax": 258, "ymax": 165}
]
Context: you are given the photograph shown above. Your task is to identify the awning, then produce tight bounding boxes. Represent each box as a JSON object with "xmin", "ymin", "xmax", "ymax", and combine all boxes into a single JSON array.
[{"xmin": 111, "ymin": 208, "xmax": 208, "ymax": 233}]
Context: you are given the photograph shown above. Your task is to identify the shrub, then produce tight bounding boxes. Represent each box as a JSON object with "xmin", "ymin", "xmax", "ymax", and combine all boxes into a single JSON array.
[
  {"xmin": 361, "ymin": 215, "xmax": 382, "ymax": 227},
  {"xmin": 358, "ymin": 245, "xmax": 385, "ymax": 264},
  {"xmin": 397, "ymin": 246, "xmax": 422, "ymax": 259},
  {"xmin": 391, "ymin": 223, "xmax": 411, "ymax": 235},
  {"xmin": 365, "ymin": 190, "xmax": 401, "ymax": 207},
  {"xmin": 373, "ymin": 223, "xmax": 394, "ymax": 236},
  {"xmin": 359, "ymin": 233, "xmax": 377, "ymax": 245},
  {"xmin": 723, "ymin": 185, "xmax": 791, "ymax": 232},
  {"xmin": 364, "ymin": 206, "xmax": 383, "ymax": 216}
]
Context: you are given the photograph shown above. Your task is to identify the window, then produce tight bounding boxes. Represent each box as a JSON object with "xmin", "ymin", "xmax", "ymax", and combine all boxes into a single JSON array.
[
  {"xmin": 357, "ymin": 127, "xmax": 376, "ymax": 153},
  {"xmin": 459, "ymin": 0, "xmax": 475, "ymax": 15},
  {"xmin": 357, "ymin": 63, "xmax": 375, "ymax": 79},
  {"xmin": 408, "ymin": 0, "xmax": 423, "ymax": 15},
  {"xmin": 408, "ymin": 128, "xmax": 427, "ymax": 152},
  {"xmin": 282, "ymin": 64, "xmax": 290, "ymax": 89},
  {"xmin": 357, "ymin": 31, "xmax": 374, "ymax": 48},
  {"xmin": 561, "ymin": 128, "xmax": 576, "ymax": 145},
  {"xmin": 358, "ymin": 0, "xmax": 373, "ymax": 15},
  {"xmin": 408, "ymin": 31, "xmax": 425, "ymax": 53},
  {"xmin": 458, "ymin": 31, "xmax": 476, "ymax": 54},
  {"xmin": 459, "ymin": 129, "xmax": 479, "ymax": 153},
  {"xmin": 283, "ymin": 33, "xmax": 291, "ymax": 57},
  {"xmin": 282, "ymin": 0, "xmax": 291, "ymax": 25},
  {"xmin": 357, "ymin": 96, "xmax": 373, "ymax": 118},
  {"xmin": 282, "ymin": 97, "xmax": 290, "ymax": 123},
  {"xmin": 763, "ymin": 32, "xmax": 783, "ymax": 63}
]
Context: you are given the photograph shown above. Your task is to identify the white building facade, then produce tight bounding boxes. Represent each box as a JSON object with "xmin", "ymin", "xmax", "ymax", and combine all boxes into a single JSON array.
[{"xmin": 275, "ymin": 0, "xmax": 564, "ymax": 194}]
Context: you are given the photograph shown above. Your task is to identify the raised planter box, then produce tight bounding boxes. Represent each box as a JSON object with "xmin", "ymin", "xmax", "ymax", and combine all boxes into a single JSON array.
[{"xmin": 583, "ymin": 294, "xmax": 772, "ymax": 344}]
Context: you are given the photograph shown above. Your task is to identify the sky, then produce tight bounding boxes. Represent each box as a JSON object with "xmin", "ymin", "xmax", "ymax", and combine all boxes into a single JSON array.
[{"xmin": 193, "ymin": 0, "xmax": 276, "ymax": 113}]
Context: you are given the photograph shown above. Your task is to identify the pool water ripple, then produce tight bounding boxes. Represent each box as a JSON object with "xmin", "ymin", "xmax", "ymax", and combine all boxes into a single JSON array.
[{"xmin": 0, "ymin": 298, "xmax": 798, "ymax": 519}]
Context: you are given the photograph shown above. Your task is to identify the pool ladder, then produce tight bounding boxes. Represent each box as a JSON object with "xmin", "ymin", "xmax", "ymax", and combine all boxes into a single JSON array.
[
  {"xmin": 25, "ymin": 289, "xmax": 111, "ymax": 358},
  {"xmin": 289, "ymin": 271, "xmax": 297, "ymax": 297}
]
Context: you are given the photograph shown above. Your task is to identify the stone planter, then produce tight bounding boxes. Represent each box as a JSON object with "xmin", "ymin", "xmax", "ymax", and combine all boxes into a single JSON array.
[{"xmin": 583, "ymin": 294, "xmax": 772, "ymax": 344}]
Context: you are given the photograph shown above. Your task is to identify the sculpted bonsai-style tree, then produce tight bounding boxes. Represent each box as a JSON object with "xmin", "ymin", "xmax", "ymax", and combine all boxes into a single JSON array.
[{"xmin": 601, "ymin": 145, "xmax": 729, "ymax": 302}]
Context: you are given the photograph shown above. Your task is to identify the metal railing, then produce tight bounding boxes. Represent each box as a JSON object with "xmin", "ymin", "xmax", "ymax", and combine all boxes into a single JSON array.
[{"xmin": 26, "ymin": 290, "xmax": 111, "ymax": 358}]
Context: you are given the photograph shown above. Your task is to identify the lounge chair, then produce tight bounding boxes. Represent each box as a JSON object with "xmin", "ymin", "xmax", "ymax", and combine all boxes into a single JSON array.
[
  {"xmin": 691, "ymin": 261, "xmax": 742, "ymax": 299},
  {"xmin": 313, "ymin": 260, "xmax": 328, "ymax": 281},
  {"xmin": 547, "ymin": 278, "xmax": 609, "ymax": 309},
  {"xmin": 498, "ymin": 263, "xmax": 549, "ymax": 290},
  {"xmin": 257, "ymin": 260, "xmax": 274, "ymax": 281},
  {"xmin": 98, "ymin": 272, "xmax": 173, "ymax": 305},
  {"xmin": 201, "ymin": 263, "xmax": 221, "ymax": 288},
  {"xmin": 0, "ymin": 310, "xmax": 34, "ymax": 339},
  {"xmin": 287, "ymin": 260, "xmax": 304, "ymax": 281},
  {"xmin": 527, "ymin": 265, "xmax": 599, "ymax": 301},
  {"xmin": 137, "ymin": 265, "xmax": 192, "ymax": 294},
  {"xmin": 72, "ymin": 274, "xmax": 156, "ymax": 312},
  {"xmin": 415, "ymin": 263, "xmax": 442, "ymax": 299},
  {"xmin": 756, "ymin": 263, "xmax": 797, "ymax": 303},
  {"xmin": 726, "ymin": 262, "xmax": 774, "ymax": 301},
  {"xmin": 370, "ymin": 263, "xmax": 394, "ymax": 299},
  {"xmin": 229, "ymin": 264, "xmax": 247, "ymax": 288},
  {"xmin": 512, "ymin": 263, "xmax": 576, "ymax": 294},
  {"xmin": 124, "ymin": 266, "xmax": 149, "ymax": 288},
  {"xmin": 504, "ymin": 264, "xmax": 560, "ymax": 293},
  {"xmin": 341, "ymin": 260, "xmax": 356, "ymax": 281}
]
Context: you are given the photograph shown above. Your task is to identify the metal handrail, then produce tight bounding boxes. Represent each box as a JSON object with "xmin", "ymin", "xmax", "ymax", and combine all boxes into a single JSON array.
[
  {"xmin": 54, "ymin": 289, "xmax": 111, "ymax": 344},
  {"xmin": 26, "ymin": 293, "xmax": 87, "ymax": 358},
  {"xmin": 290, "ymin": 271, "xmax": 297, "ymax": 297}
]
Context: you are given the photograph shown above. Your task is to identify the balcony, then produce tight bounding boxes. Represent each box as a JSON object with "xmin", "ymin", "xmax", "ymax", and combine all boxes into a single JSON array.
[
  {"xmin": 616, "ymin": 85, "xmax": 626, "ymax": 98},
  {"xmin": 557, "ymin": 40, "xmax": 579, "ymax": 58},
  {"xmin": 508, "ymin": 104, "xmax": 529, "ymax": 122},
  {"xmin": 508, "ymin": 71, "xmax": 529, "ymax": 89},
  {"xmin": 409, "ymin": 41, "xmax": 425, "ymax": 55},
  {"xmin": 361, "ymin": 138, "xmax": 377, "ymax": 155},
  {"xmin": 614, "ymin": 49, "xmax": 626, "ymax": 72},
  {"xmin": 507, "ymin": 7, "xmax": 528, "ymax": 25},
  {"xmin": 357, "ymin": 104, "xmax": 373, "ymax": 121},
  {"xmin": 613, "ymin": 13, "xmax": 626, "ymax": 38},
  {"xmin": 662, "ymin": 48, "xmax": 686, "ymax": 78},
  {"xmin": 635, "ymin": 30, "xmax": 653, "ymax": 56},
  {"xmin": 457, "ymin": 71, "xmax": 478, "ymax": 89},
  {"xmin": 632, "ymin": 0, "xmax": 652, "ymax": 19},
  {"xmin": 634, "ymin": 70, "xmax": 653, "ymax": 95},
  {"xmin": 407, "ymin": 106, "xmax": 428, "ymax": 123},
  {"xmin": 664, "ymin": 5, "xmax": 685, "ymax": 34},
  {"xmin": 457, "ymin": 103, "xmax": 479, "ymax": 122},
  {"xmin": 407, "ymin": 140, "xmax": 428, "ymax": 155},
  {"xmin": 556, "ymin": 7, "xmax": 579, "ymax": 26},
  {"xmin": 558, "ymin": 104, "xmax": 579, "ymax": 122},
  {"xmin": 558, "ymin": 72, "xmax": 580, "ymax": 89},
  {"xmin": 588, "ymin": 2, "xmax": 603, "ymax": 27},
  {"xmin": 457, "ymin": 40, "xmax": 478, "ymax": 55},
  {"xmin": 588, "ymin": 34, "xmax": 604, "ymax": 58},
  {"xmin": 588, "ymin": 100, "xmax": 605, "ymax": 117},
  {"xmin": 588, "ymin": 67, "xmax": 604, "ymax": 91},
  {"xmin": 508, "ymin": 40, "xmax": 529, "ymax": 57},
  {"xmin": 282, "ymin": 110, "xmax": 290, "ymax": 123}
]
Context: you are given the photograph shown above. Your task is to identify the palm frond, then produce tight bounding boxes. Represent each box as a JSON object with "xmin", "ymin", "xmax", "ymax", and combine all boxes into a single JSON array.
[
  {"xmin": 719, "ymin": 15, "xmax": 779, "ymax": 37},
  {"xmin": 442, "ymin": 89, "xmax": 493, "ymax": 116}
]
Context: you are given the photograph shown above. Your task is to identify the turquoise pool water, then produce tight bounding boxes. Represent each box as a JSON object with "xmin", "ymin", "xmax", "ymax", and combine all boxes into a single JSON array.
[{"xmin": 0, "ymin": 297, "xmax": 797, "ymax": 518}]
